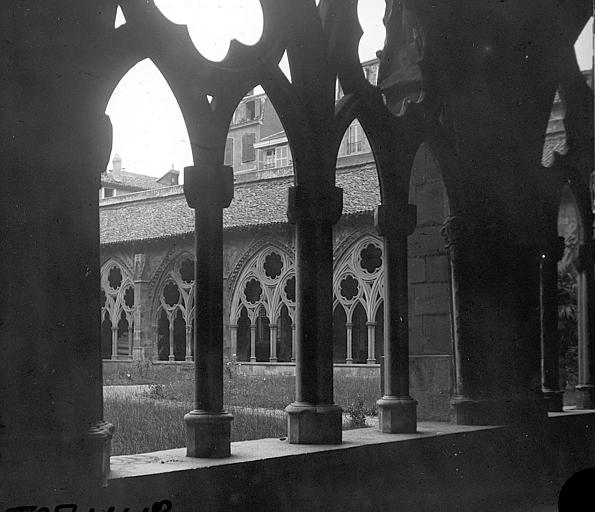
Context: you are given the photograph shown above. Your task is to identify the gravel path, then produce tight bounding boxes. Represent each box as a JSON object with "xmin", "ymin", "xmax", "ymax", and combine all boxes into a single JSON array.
[{"xmin": 103, "ymin": 384, "xmax": 151, "ymax": 398}]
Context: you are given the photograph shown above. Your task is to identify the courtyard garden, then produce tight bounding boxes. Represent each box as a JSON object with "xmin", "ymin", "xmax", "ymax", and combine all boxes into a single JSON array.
[{"xmin": 104, "ymin": 363, "xmax": 380, "ymax": 455}]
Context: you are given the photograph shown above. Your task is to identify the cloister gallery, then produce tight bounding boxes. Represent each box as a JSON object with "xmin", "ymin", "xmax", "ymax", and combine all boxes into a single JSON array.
[{"xmin": 2, "ymin": 1, "xmax": 594, "ymax": 510}]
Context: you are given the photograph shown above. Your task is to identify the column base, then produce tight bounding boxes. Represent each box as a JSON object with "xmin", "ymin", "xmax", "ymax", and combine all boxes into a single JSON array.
[
  {"xmin": 168, "ymin": 355, "xmax": 175, "ymax": 361},
  {"xmin": 575, "ymin": 385, "xmax": 595, "ymax": 409},
  {"xmin": 269, "ymin": 357, "xmax": 278, "ymax": 363},
  {"xmin": 377, "ymin": 396, "xmax": 417, "ymax": 433},
  {"xmin": 132, "ymin": 347, "xmax": 145, "ymax": 360},
  {"xmin": 185, "ymin": 356, "xmax": 193, "ymax": 362},
  {"xmin": 451, "ymin": 396, "xmax": 548, "ymax": 425},
  {"xmin": 250, "ymin": 357, "xmax": 256, "ymax": 362},
  {"xmin": 285, "ymin": 403, "xmax": 342, "ymax": 444},
  {"xmin": 87, "ymin": 420, "xmax": 115, "ymax": 487},
  {"xmin": 542, "ymin": 390, "xmax": 564, "ymax": 412},
  {"xmin": 184, "ymin": 410, "xmax": 233, "ymax": 458},
  {"xmin": 366, "ymin": 359, "xmax": 376, "ymax": 365}
]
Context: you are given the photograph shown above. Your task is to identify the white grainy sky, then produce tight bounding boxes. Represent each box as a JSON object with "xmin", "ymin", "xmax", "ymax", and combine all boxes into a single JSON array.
[{"xmin": 105, "ymin": 2, "xmax": 593, "ymax": 178}]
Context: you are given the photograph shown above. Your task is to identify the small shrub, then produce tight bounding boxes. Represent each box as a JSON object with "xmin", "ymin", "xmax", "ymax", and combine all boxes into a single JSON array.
[
  {"xmin": 346, "ymin": 395, "xmax": 367, "ymax": 428},
  {"xmin": 144, "ymin": 383, "xmax": 166, "ymax": 400}
]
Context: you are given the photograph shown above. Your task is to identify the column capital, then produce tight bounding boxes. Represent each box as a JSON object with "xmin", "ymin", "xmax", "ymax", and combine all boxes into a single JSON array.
[
  {"xmin": 366, "ymin": 321, "xmax": 377, "ymax": 327},
  {"xmin": 229, "ymin": 324, "xmax": 238, "ymax": 329},
  {"xmin": 374, "ymin": 203, "xmax": 417, "ymax": 237},
  {"xmin": 287, "ymin": 185, "xmax": 343, "ymax": 224},
  {"xmin": 184, "ymin": 164, "xmax": 234, "ymax": 209}
]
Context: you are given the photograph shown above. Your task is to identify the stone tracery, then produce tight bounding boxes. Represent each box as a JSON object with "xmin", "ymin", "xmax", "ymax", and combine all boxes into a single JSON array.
[{"xmin": 101, "ymin": 260, "xmax": 135, "ymax": 360}]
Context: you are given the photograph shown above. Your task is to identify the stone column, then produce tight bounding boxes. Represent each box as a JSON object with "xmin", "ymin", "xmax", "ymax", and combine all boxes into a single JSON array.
[
  {"xmin": 250, "ymin": 323, "xmax": 257, "ymax": 362},
  {"xmin": 230, "ymin": 324, "xmax": 238, "ymax": 361},
  {"xmin": 375, "ymin": 203, "xmax": 417, "ymax": 433},
  {"xmin": 183, "ymin": 163, "xmax": 234, "ymax": 457},
  {"xmin": 133, "ymin": 253, "xmax": 148, "ymax": 361},
  {"xmin": 285, "ymin": 185, "xmax": 343, "ymax": 444},
  {"xmin": 441, "ymin": 215, "xmax": 545, "ymax": 425},
  {"xmin": 0, "ymin": 74, "xmax": 114, "ymax": 492},
  {"xmin": 540, "ymin": 237, "xmax": 565, "ymax": 412},
  {"xmin": 269, "ymin": 323, "xmax": 278, "ymax": 362},
  {"xmin": 168, "ymin": 319, "xmax": 175, "ymax": 362},
  {"xmin": 185, "ymin": 324, "xmax": 193, "ymax": 362},
  {"xmin": 128, "ymin": 326, "xmax": 134, "ymax": 360},
  {"xmin": 111, "ymin": 326, "xmax": 119, "ymax": 361},
  {"xmin": 576, "ymin": 242, "xmax": 595, "ymax": 408},
  {"xmin": 366, "ymin": 321, "xmax": 376, "ymax": 364},
  {"xmin": 291, "ymin": 323, "xmax": 296, "ymax": 363},
  {"xmin": 345, "ymin": 322, "xmax": 354, "ymax": 364}
]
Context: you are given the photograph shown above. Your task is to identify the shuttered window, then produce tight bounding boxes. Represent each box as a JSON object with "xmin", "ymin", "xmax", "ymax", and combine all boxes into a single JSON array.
[
  {"xmin": 224, "ymin": 137, "xmax": 234, "ymax": 166},
  {"xmin": 242, "ymin": 132, "xmax": 256, "ymax": 162}
]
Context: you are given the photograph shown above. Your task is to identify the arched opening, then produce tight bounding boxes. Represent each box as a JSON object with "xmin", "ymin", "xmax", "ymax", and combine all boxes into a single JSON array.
[
  {"xmin": 157, "ymin": 309, "xmax": 170, "ymax": 361},
  {"xmin": 408, "ymin": 143, "xmax": 452, "ymax": 356},
  {"xmin": 173, "ymin": 309, "xmax": 186, "ymax": 361},
  {"xmin": 333, "ymin": 306, "xmax": 348, "ymax": 363},
  {"xmin": 375, "ymin": 304, "xmax": 384, "ymax": 362},
  {"xmin": 117, "ymin": 310, "xmax": 130, "ymax": 359},
  {"xmin": 104, "ymin": 58, "xmax": 191, "ymax": 183},
  {"xmin": 255, "ymin": 306, "xmax": 270, "ymax": 362},
  {"xmin": 101, "ymin": 313, "xmax": 112, "ymax": 360},
  {"xmin": 237, "ymin": 307, "xmax": 251, "ymax": 362},
  {"xmin": 277, "ymin": 305, "xmax": 292, "ymax": 362},
  {"xmin": 352, "ymin": 303, "xmax": 368, "ymax": 364}
]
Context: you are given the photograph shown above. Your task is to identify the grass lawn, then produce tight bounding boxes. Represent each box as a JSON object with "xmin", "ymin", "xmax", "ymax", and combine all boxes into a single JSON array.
[
  {"xmin": 104, "ymin": 369, "xmax": 380, "ymax": 455},
  {"xmin": 105, "ymin": 397, "xmax": 287, "ymax": 456}
]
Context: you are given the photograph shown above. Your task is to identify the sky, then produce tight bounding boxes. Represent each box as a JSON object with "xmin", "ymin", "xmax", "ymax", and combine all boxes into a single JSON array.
[{"xmin": 105, "ymin": 2, "xmax": 593, "ymax": 178}]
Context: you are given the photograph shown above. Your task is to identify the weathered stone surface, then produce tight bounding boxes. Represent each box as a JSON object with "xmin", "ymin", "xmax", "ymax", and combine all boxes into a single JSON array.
[
  {"xmin": 425, "ymin": 254, "xmax": 450, "ymax": 282},
  {"xmin": 286, "ymin": 403, "xmax": 343, "ymax": 444},
  {"xmin": 422, "ymin": 314, "xmax": 453, "ymax": 354},
  {"xmin": 414, "ymin": 283, "xmax": 451, "ymax": 316},
  {"xmin": 409, "ymin": 226, "xmax": 447, "ymax": 257},
  {"xmin": 408, "ymin": 256, "xmax": 426, "ymax": 283}
]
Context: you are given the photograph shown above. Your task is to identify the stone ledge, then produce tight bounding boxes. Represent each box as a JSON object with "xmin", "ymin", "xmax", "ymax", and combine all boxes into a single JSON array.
[
  {"xmin": 101, "ymin": 411, "xmax": 595, "ymax": 511},
  {"xmin": 109, "ymin": 421, "xmax": 499, "ymax": 479}
]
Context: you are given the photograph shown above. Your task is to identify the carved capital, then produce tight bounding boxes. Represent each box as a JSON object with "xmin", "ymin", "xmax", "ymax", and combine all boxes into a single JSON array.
[
  {"xmin": 287, "ymin": 185, "xmax": 343, "ymax": 225},
  {"xmin": 374, "ymin": 203, "xmax": 417, "ymax": 237},
  {"xmin": 184, "ymin": 165, "xmax": 234, "ymax": 209},
  {"xmin": 133, "ymin": 253, "xmax": 146, "ymax": 281}
]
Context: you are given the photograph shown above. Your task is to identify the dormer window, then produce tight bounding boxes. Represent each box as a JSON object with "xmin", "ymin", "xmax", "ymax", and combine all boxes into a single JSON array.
[{"xmin": 245, "ymin": 100, "xmax": 255, "ymax": 121}]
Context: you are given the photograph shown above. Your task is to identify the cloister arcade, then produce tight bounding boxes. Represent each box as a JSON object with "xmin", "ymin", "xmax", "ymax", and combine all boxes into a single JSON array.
[{"xmin": 2, "ymin": 1, "xmax": 594, "ymax": 508}]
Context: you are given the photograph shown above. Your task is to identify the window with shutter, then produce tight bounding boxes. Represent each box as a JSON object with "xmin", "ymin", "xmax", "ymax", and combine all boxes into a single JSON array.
[
  {"xmin": 242, "ymin": 132, "xmax": 256, "ymax": 163},
  {"xmin": 224, "ymin": 137, "xmax": 234, "ymax": 166}
]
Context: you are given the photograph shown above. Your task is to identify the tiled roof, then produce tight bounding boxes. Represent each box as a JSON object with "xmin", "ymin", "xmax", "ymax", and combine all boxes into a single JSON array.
[
  {"xmin": 100, "ymin": 131, "xmax": 569, "ymax": 246},
  {"xmin": 101, "ymin": 170, "xmax": 163, "ymax": 191},
  {"xmin": 100, "ymin": 164, "xmax": 381, "ymax": 246}
]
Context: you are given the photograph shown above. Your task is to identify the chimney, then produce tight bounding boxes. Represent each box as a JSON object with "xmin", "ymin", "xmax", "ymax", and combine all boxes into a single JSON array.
[{"xmin": 112, "ymin": 154, "xmax": 122, "ymax": 182}]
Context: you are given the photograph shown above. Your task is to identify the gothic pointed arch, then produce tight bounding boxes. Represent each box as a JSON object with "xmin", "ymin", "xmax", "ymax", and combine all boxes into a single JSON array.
[
  {"xmin": 332, "ymin": 233, "xmax": 385, "ymax": 364},
  {"xmin": 100, "ymin": 257, "xmax": 135, "ymax": 359},
  {"xmin": 229, "ymin": 242, "xmax": 295, "ymax": 326},
  {"xmin": 150, "ymin": 250, "xmax": 196, "ymax": 361}
]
